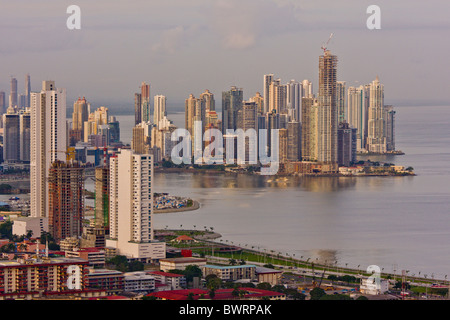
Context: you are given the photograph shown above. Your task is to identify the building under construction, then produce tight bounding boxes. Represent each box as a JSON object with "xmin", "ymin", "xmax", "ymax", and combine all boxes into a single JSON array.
[
  {"xmin": 48, "ymin": 160, "xmax": 84, "ymax": 243},
  {"xmin": 94, "ymin": 166, "xmax": 109, "ymax": 231}
]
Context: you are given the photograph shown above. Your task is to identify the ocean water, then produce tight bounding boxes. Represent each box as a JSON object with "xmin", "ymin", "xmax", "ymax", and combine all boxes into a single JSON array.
[{"xmin": 95, "ymin": 106, "xmax": 450, "ymax": 278}]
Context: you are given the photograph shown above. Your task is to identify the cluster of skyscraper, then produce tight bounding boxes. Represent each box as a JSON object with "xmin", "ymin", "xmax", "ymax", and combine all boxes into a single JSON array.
[
  {"xmin": 0, "ymin": 77, "xmax": 165, "ymax": 263},
  {"xmin": 179, "ymin": 49, "xmax": 396, "ymax": 170}
]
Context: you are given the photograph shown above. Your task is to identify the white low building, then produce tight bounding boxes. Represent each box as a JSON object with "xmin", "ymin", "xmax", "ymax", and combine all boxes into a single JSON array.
[
  {"xmin": 360, "ymin": 278, "xmax": 389, "ymax": 295},
  {"xmin": 124, "ymin": 271, "xmax": 155, "ymax": 293},
  {"xmin": 12, "ymin": 217, "xmax": 48, "ymax": 237}
]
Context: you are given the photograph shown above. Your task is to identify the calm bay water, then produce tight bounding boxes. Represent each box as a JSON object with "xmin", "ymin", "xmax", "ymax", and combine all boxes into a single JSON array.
[{"xmin": 102, "ymin": 106, "xmax": 450, "ymax": 278}]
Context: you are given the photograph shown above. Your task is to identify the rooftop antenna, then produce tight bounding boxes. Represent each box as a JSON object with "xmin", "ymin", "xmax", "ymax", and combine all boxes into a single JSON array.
[{"xmin": 321, "ymin": 33, "xmax": 334, "ymax": 53}]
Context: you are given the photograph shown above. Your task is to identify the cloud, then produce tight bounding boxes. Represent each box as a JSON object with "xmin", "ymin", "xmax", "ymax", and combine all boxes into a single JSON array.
[{"xmin": 152, "ymin": 24, "xmax": 202, "ymax": 55}]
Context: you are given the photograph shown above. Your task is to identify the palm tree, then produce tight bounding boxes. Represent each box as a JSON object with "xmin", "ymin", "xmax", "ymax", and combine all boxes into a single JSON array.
[{"xmin": 229, "ymin": 258, "xmax": 237, "ymax": 266}]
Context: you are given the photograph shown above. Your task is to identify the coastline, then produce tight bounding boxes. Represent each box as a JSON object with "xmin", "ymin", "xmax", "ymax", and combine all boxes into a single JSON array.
[{"xmin": 154, "ymin": 199, "xmax": 200, "ymax": 214}]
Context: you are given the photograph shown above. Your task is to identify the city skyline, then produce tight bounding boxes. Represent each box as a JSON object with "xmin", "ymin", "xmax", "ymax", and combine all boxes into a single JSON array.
[{"xmin": 1, "ymin": 0, "xmax": 449, "ymax": 110}]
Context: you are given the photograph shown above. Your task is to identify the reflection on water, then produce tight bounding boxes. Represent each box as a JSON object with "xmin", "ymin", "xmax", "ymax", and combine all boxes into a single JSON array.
[{"xmin": 161, "ymin": 172, "xmax": 358, "ymax": 193}]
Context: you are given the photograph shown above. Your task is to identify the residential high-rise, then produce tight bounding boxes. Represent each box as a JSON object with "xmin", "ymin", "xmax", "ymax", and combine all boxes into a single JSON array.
[
  {"xmin": 347, "ymin": 86, "xmax": 367, "ymax": 151},
  {"xmin": 154, "ymin": 95, "xmax": 167, "ymax": 128},
  {"xmin": 279, "ymin": 128, "xmax": 288, "ymax": 164},
  {"xmin": 366, "ymin": 76, "xmax": 386, "ymax": 153},
  {"xmin": 287, "ymin": 121, "xmax": 301, "ymax": 162},
  {"xmin": 337, "ymin": 121, "xmax": 357, "ymax": 167},
  {"xmin": 30, "ymin": 80, "xmax": 67, "ymax": 220},
  {"xmin": 336, "ymin": 81, "xmax": 346, "ymax": 124},
  {"xmin": 108, "ymin": 116, "xmax": 121, "ymax": 144},
  {"xmin": 236, "ymin": 101, "xmax": 257, "ymax": 163},
  {"xmin": 71, "ymin": 97, "xmax": 89, "ymax": 145},
  {"xmin": 48, "ymin": 160, "xmax": 84, "ymax": 242},
  {"xmin": 384, "ymin": 105, "xmax": 396, "ymax": 152},
  {"xmin": 9, "ymin": 77, "xmax": 17, "ymax": 108},
  {"xmin": 200, "ymin": 89, "xmax": 215, "ymax": 112},
  {"xmin": 287, "ymin": 80, "xmax": 301, "ymax": 122},
  {"xmin": 269, "ymin": 79, "xmax": 287, "ymax": 115},
  {"xmin": 222, "ymin": 86, "xmax": 243, "ymax": 133},
  {"xmin": 106, "ymin": 149, "xmax": 166, "ymax": 262},
  {"xmin": 25, "ymin": 74, "xmax": 31, "ymax": 108},
  {"xmin": 141, "ymin": 82, "xmax": 151, "ymax": 123},
  {"xmin": 301, "ymin": 97, "xmax": 319, "ymax": 161},
  {"xmin": 249, "ymin": 92, "xmax": 264, "ymax": 115},
  {"xmin": 263, "ymin": 74, "xmax": 274, "ymax": 114},
  {"xmin": 95, "ymin": 166, "xmax": 110, "ymax": 231},
  {"xmin": 2, "ymin": 107, "xmax": 20, "ymax": 162},
  {"xmin": 134, "ymin": 93, "xmax": 142, "ymax": 125},
  {"xmin": 0, "ymin": 91, "xmax": 5, "ymax": 115},
  {"xmin": 19, "ymin": 111, "xmax": 31, "ymax": 162},
  {"xmin": 317, "ymin": 50, "xmax": 338, "ymax": 165},
  {"xmin": 301, "ymin": 79, "xmax": 313, "ymax": 99},
  {"xmin": 132, "ymin": 121, "xmax": 152, "ymax": 155}
]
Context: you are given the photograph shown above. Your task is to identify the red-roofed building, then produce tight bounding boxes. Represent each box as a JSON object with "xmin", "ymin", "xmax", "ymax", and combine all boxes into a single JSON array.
[
  {"xmin": 146, "ymin": 288, "xmax": 286, "ymax": 300},
  {"xmin": 171, "ymin": 235, "xmax": 196, "ymax": 244},
  {"xmin": 147, "ymin": 271, "xmax": 186, "ymax": 290}
]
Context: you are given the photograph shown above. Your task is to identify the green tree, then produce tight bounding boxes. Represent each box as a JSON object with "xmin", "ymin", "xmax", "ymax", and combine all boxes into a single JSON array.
[
  {"xmin": 229, "ymin": 258, "xmax": 237, "ymax": 266},
  {"xmin": 184, "ymin": 265, "xmax": 202, "ymax": 282},
  {"xmin": 284, "ymin": 288, "xmax": 306, "ymax": 300},
  {"xmin": 142, "ymin": 295, "xmax": 157, "ymax": 300},
  {"xmin": 356, "ymin": 295, "xmax": 369, "ymax": 300},
  {"xmin": 256, "ymin": 282, "xmax": 272, "ymax": 290},
  {"xmin": 309, "ymin": 287, "xmax": 326, "ymax": 300},
  {"xmin": 128, "ymin": 260, "xmax": 144, "ymax": 271},
  {"xmin": 0, "ymin": 221, "xmax": 13, "ymax": 239}
]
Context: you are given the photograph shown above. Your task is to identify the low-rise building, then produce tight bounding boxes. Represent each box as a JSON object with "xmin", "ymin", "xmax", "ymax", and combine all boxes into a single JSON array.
[
  {"xmin": 147, "ymin": 270, "xmax": 186, "ymax": 290},
  {"xmin": 255, "ymin": 266, "xmax": 282, "ymax": 286},
  {"xmin": 159, "ymin": 257, "xmax": 207, "ymax": 272},
  {"xmin": 65, "ymin": 247, "xmax": 106, "ymax": 268},
  {"xmin": 360, "ymin": 278, "xmax": 389, "ymax": 295},
  {"xmin": 202, "ymin": 264, "xmax": 257, "ymax": 282},
  {"xmin": 86, "ymin": 268, "xmax": 124, "ymax": 295},
  {"xmin": 0, "ymin": 255, "xmax": 102, "ymax": 300},
  {"xmin": 123, "ymin": 271, "xmax": 155, "ymax": 293}
]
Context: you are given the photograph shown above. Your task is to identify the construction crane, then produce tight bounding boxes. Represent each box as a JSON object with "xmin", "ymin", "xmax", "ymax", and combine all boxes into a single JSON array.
[{"xmin": 321, "ymin": 33, "xmax": 333, "ymax": 53}]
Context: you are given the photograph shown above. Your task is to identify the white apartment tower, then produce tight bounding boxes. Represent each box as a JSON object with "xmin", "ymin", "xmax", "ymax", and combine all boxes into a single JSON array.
[
  {"xmin": 153, "ymin": 95, "xmax": 167, "ymax": 128},
  {"xmin": 367, "ymin": 76, "xmax": 386, "ymax": 153},
  {"xmin": 30, "ymin": 81, "xmax": 67, "ymax": 219},
  {"xmin": 106, "ymin": 149, "xmax": 165, "ymax": 262}
]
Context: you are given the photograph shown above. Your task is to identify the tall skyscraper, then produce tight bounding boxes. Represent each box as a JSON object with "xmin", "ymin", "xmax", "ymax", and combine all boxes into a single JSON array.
[
  {"xmin": 200, "ymin": 89, "xmax": 215, "ymax": 112},
  {"xmin": 132, "ymin": 121, "xmax": 152, "ymax": 154},
  {"xmin": 336, "ymin": 81, "xmax": 346, "ymax": 124},
  {"xmin": 268, "ymin": 79, "xmax": 287, "ymax": 114},
  {"xmin": 134, "ymin": 92, "xmax": 142, "ymax": 125},
  {"xmin": 347, "ymin": 86, "xmax": 367, "ymax": 151},
  {"xmin": 337, "ymin": 121, "xmax": 357, "ymax": 167},
  {"xmin": 263, "ymin": 74, "xmax": 274, "ymax": 114},
  {"xmin": 0, "ymin": 91, "xmax": 6, "ymax": 115},
  {"xmin": 154, "ymin": 95, "xmax": 167, "ymax": 128},
  {"xmin": 141, "ymin": 82, "xmax": 151, "ymax": 123},
  {"xmin": 25, "ymin": 73, "xmax": 31, "ymax": 108},
  {"xmin": 48, "ymin": 161, "xmax": 84, "ymax": 242},
  {"xmin": 9, "ymin": 77, "xmax": 17, "ymax": 108},
  {"xmin": 106, "ymin": 149, "xmax": 165, "ymax": 262},
  {"xmin": 95, "ymin": 166, "xmax": 110, "ymax": 231},
  {"xmin": 287, "ymin": 121, "xmax": 301, "ymax": 162},
  {"xmin": 384, "ymin": 105, "xmax": 396, "ymax": 152},
  {"xmin": 249, "ymin": 92, "xmax": 264, "ymax": 115},
  {"xmin": 317, "ymin": 50, "xmax": 338, "ymax": 164},
  {"xmin": 2, "ymin": 107, "xmax": 20, "ymax": 162},
  {"xmin": 236, "ymin": 101, "xmax": 257, "ymax": 163},
  {"xmin": 19, "ymin": 111, "xmax": 31, "ymax": 162},
  {"xmin": 71, "ymin": 97, "xmax": 89, "ymax": 145},
  {"xmin": 301, "ymin": 97, "xmax": 319, "ymax": 161},
  {"xmin": 222, "ymin": 86, "xmax": 243, "ymax": 133},
  {"xmin": 286, "ymin": 80, "xmax": 301, "ymax": 122},
  {"xmin": 30, "ymin": 80, "xmax": 67, "ymax": 220},
  {"xmin": 366, "ymin": 76, "xmax": 386, "ymax": 153}
]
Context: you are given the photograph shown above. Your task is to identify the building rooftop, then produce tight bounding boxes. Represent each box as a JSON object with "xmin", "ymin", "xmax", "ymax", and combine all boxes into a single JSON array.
[
  {"xmin": 146, "ymin": 288, "xmax": 285, "ymax": 300},
  {"xmin": 160, "ymin": 257, "xmax": 207, "ymax": 263},
  {"xmin": 204, "ymin": 264, "xmax": 257, "ymax": 270},
  {"xmin": 148, "ymin": 271, "xmax": 185, "ymax": 278}
]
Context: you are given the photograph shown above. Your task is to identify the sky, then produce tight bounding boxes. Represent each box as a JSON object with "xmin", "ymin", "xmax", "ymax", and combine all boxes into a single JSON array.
[{"xmin": 1, "ymin": 0, "xmax": 450, "ymax": 113}]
